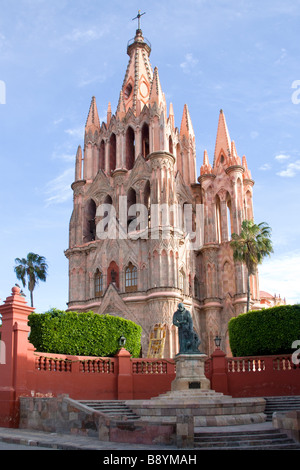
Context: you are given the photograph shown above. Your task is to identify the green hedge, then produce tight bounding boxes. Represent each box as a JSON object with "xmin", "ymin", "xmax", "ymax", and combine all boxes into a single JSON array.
[
  {"xmin": 228, "ymin": 304, "xmax": 300, "ymax": 357},
  {"xmin": 28, "ymin": 309, "xmax": 142, "ymax": 358}
]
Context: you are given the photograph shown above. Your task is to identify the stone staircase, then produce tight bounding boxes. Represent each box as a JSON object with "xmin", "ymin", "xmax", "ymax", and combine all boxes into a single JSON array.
[
  {"xmin": 194, "ymin": 428, "xmax": 300, "ymax": 450},
  {"xmin": 79, "ymin": 400, "xmax": 140, "ymax": 421},
  {"xmin": 264, "ymin": 396, "xmax": 300, "ymax": 421},
  {"xmin": 78, "ymin": 398, "xmax": 300, "ymax": 449}
]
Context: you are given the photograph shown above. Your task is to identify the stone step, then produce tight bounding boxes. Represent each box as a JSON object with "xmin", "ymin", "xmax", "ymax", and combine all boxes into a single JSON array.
[
  {"xmin": 264, "ymin": 396, "xmax": 300, "ymax": 421},
  {"xmin": 194, "ymin": 429, "xmax": 300, "ymax": 450},
  {"xmin": 196, "ymin": 443, "xmax": 300, "ymax": 450},
  {"xmin": 79, "ymin": 400, "xmax": 140, "ymax": 421},
  {"xmin": 265, "ymin": 396, "xmax": 300, "ymax": 400},
  {"xmin": 195, "ymin": 428, "xmax": 284, "ymax": 440}
]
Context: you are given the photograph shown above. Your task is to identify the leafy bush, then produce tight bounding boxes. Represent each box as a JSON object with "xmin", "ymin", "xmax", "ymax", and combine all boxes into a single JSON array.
[
  {"xmin": 28, "ymin": 308, "xmax": 142, "ymax": 358},
  {"xmin": 228, "ymin": 304, "xmax": 300, "ymax": 357}
]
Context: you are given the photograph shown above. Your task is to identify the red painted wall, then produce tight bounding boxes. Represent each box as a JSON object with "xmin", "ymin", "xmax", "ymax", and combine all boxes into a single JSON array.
[{"xmin": 0, "ymin": 287, "xmax": 299, "ymax": 428}]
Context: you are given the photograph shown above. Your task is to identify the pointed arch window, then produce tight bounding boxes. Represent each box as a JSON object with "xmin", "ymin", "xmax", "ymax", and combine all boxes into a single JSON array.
[
  {"xmin": 127, "ymin": 187, "xmax": 137, "ymax": 232},
  {"xmin": 94, "ymin": 269, "xmax": 103, "ymax": 297},
  {"xmin": 99, "ymin": 140, "xmax": 105, "ymax": 171},
  {"xmin": 125, "ymin": 262, "xmax": 138, "ymax": 293},
  {"xmin": 144, "ymin": 180, "xmax": 151, "ymax": 229},
  {"xmin": 141, "ymin": 123, "xmax": 150, "ymax": 158},
  {"xmin": 169, "ymin": 136, "xmax": 173, "ymax": 155},
  {"xmin": 83, "ymin": 199, "xmax": 96, "ymax": 243},
  {"xmin": 215, "ymin": 195, "xmax": 221, "ymax": 243},
  {"xmin": 226, "ymin": 193, "xmax": 232, "ymax": 240},
  {"xmin": 107, "ymin": 261, "xmax": 119, "ymax": 288},
  {"xmin": 109, "ymin": 133, "xmax": 116, "ymax": 173},
  {"xmin": 124, "ymin": 83, "xmax": 133, "ymax": 99},
  {"xmin": 126, "ymin": 126, "xmax": 135, "ymax": 170},
  {"xmin": 227, "ymin": 199, "xmax": 232, "ymax": 240}
]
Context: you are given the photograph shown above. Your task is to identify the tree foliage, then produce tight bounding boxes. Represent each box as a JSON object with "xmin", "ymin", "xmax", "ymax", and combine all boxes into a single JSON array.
[
  {"xmin": 14, "ymin": 252, "xmax": 48, "ymax": 307},
  {"xmin": 230, "ymin": 220, "xmax": 273, "ymax": 311},
  {"xmin": 28, "ymin": 309, "xmax": 142, "ymax": 358},
  {"xmin": 228, "ymin": 304, "xmax": 300, "ymax": 357}
]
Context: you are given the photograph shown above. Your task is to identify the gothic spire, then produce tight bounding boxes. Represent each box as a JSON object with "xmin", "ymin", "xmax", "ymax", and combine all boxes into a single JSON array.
[
  {"xmin": 200, "ymin": 150, "xmax": 212, "ymax": 175},
  {"xmin": 180, "ymin": 104, "xmax": 195, "ymax": 139},
  {"xmin": 169, "ymin": 102, "xmax": 175, "ymax": 129},
  {"xmin": 242, "ymin": 155, "xmax": 252, "ymax": 179},
  {"xmin": 116, "ymin": 91, "xmax": 126, "ymax": 120},
  {"xmin": 75, "ymin": 145, "xmax": 82, "ymax": 181},
  {"xmin": 121, "ymin": 27, "xmax": 153, "ymax": 115},
  {"xmin": 107, "ymin": 102, "xmax": 112, "ymax": 127},
  {"xmin": 85, "ymin": 96, "xmax": 100, "ymax": 133},
  {"xmin": 149, "ymin": 66, "xmax": 164, "ymax": 107},
  {"xmin": 213, "ymin": 109, "xmax": 231, "ymax": 166}
]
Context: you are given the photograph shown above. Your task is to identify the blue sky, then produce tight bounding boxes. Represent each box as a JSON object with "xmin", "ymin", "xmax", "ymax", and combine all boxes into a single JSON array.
[{"xmin": 0, "ymin": 0, "xmax": 300, "ymax": 311}]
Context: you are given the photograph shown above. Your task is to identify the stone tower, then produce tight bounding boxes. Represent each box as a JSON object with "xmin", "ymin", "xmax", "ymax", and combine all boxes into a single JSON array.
[{"xmin": 65, "ymin": 24, "xmax": 259, "ymax": 357}]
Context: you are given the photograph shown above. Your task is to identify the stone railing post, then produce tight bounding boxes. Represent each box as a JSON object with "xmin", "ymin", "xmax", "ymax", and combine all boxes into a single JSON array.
[
  {"xmin": 210, "ymin": 348, "xmax": 229, "ymax": 395},
  {"xmin": 0, "ymin": 287, "xmax": 34, "ymax": 427},
  {"xmin": 115, "ymin": 348, "xmax": 133, "ymax": 400}
]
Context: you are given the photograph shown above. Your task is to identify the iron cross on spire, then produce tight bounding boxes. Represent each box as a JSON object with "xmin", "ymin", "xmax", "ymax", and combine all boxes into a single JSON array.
[{"xmin": 132, "ymin": 10, "xmax": 146, "ymax": 30}]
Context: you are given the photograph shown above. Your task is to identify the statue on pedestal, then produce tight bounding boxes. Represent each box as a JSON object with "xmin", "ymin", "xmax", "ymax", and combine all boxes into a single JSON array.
[{"xmin": 173, "ymin": 303, "xmax": 201, "ymax": 355}]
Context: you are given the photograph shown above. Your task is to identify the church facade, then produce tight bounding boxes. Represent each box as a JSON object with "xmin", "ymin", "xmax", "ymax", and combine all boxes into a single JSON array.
[{"xmin": 64, "ymin": 26, "xmax": 260, "ymax": 357}]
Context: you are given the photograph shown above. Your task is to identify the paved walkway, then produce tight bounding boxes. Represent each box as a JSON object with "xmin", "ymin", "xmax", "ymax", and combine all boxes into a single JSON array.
[
  {"xmin": 0, "ymin": 422, "xmax": 278, "ymax": 451},
  {"xmin": 0, "ymin": 427, "xmax": 179, "ymax": 450},
  {"xmin": 194, "ymin": 421, "xmax": 274, "ymax": 434}
]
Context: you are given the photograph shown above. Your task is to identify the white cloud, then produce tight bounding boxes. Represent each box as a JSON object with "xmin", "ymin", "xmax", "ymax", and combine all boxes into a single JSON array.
[
  {"xmin": 180, "ymin": 53, "xmax": 200, "ymax": 74},
  {"xmin": 275, "ymin": 154, "xmax": 290, "ymax": 162},
  {"xmin": 277, "ymin": 160, "xmax": 300, "ymax": 177},
  {"xmin": 274, "ymin": 47, "xmax": 287, "ymax": 65},
  {"xmin": 259, "ymin": 250, "xmax": 300, "ymax": 304},
  {"xmin": 51, "ymin": 25, "xmax": 112, "ymax": 53},
  {"xmin": 259, "ymin": 163, "xmax": 272, "ymax": 171},
  {"xmin": 63, "ymin": 28, "xmax": 102, "ymax": 43},
  {"xmin": 65, "ymin": 126, "xmax": 84, "ymax": 139},
  {"xmin": 45, "ymin": 168, "xmax": 74, "ymax": 206},
  {"xmin": 51, "ymin": 150, "xmax": 75, "ymax": 163},
  {"xmin": 53, "ymin": 117, "xmax": 63, "ymax": 126},
  {"xmin": 78, "ymin": 74, "xmax": 107, "ymax": 88},
  {"xmin": 0, "ymin": 32, "xmax": 6, "ymax": 49}
]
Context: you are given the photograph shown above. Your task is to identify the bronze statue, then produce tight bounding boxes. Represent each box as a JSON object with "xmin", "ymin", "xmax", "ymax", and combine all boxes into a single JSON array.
[{"xmin": 173, "ymin": 303, "xmax": 201, "ymax": 355}]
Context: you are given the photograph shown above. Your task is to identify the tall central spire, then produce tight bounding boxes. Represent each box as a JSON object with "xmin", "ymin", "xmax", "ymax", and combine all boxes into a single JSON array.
[{"xmin": 119, "ymin": 20, "xmax": 153, "ymax": 115}]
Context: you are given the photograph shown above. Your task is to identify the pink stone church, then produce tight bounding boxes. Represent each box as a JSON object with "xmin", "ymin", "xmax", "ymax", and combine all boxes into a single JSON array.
[{"xmin": 64, "ymin": 24, "xmax": 260, "ymax": 357}]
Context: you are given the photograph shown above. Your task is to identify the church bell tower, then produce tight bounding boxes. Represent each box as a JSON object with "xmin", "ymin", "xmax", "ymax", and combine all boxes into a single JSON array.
[{"xmin": 65, "ymin": 13, "xmax": 259, "ymax": 357}]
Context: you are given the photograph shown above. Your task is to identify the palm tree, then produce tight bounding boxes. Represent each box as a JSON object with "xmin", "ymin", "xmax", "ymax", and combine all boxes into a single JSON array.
[
  {"xmin": 230, "ymin": 220, "xmax": 273, "ymax": 312},
  {"xmin": 14, "ymin": 253, "xmax": 48, "ymax": 308}
]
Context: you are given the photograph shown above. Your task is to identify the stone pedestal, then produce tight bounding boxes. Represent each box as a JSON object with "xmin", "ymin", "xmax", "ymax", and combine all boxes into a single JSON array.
[
  {"xmin": 171, "ymin": 354, "xmax": 211, "ymax": 392},
  {"xmin": 125, "ymin": 352, "xmax": 266, "ymax": 448}
]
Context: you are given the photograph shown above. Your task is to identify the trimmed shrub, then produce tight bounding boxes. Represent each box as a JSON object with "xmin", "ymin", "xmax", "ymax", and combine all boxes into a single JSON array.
[
  {"xmin": 28, "ymin": 308, "xmax": 142, "ymax": 358},
  {"xmin": 228, "ymin": 304, "xmax": 300, "ymax": 357}
]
